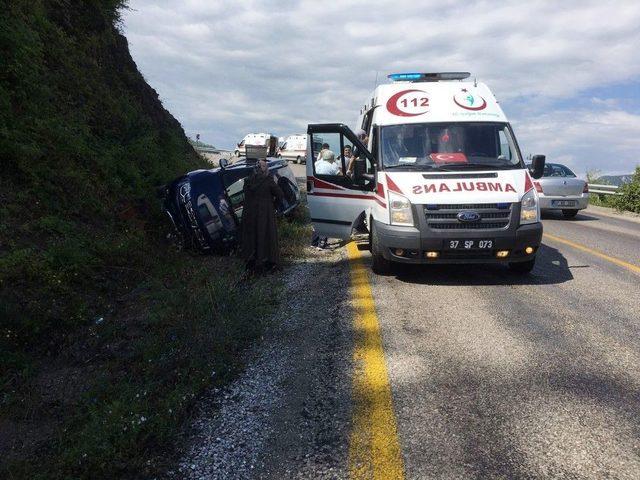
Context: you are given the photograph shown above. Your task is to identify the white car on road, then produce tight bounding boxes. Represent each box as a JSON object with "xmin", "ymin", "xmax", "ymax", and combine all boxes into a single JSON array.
[{"xmin": 528, "ymin": 162, "xmax": 589, "ymax": 218}]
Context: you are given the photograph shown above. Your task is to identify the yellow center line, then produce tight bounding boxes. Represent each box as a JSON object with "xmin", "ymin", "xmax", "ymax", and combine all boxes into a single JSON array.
[
  {"xmin": 544, "ymin": 232, "xmax": 640, "ymax": 275},
  {"xmin": 346, "ymin": 242, "xmax": 405, "ymax": 480}
]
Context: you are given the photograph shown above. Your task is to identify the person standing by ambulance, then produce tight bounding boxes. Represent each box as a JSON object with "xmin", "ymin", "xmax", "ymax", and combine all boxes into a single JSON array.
[{"xmin": 241, "ymin": 159, "xmax": 284, "ymax": 272}]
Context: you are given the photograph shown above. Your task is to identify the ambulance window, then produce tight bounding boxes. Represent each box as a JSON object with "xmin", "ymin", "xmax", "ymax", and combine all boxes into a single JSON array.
[
  {"xmin": 362, "ymin": 109, "xmax": 373, "ymax": 135},
  {"xmin": 311, "ymin": 133, "xmax": 345, "ymax": 177},
  {"xmin": 498, "ymin": 129, "xmax": 512, "ymax": 161},
  {"xmin": 370, "ymin": 128, "xmax": 379, "ymax": 168}
]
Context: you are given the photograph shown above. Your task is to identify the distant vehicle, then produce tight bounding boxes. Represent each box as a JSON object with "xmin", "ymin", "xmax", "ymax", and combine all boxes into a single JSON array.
[
  {"xmin": 159, "ymin": 158, "xmax": 300, "ymax": 252},
  {"xmin": 234, "ymin": 133, "xmax": 278, "ymax": 158},
  {"xmin": 277, "ymin": 134, "xmax": 308, "ymax": 164},
  {"xmin": 526, "ymin": 162, "xmax": 589, "ymax": 218}
]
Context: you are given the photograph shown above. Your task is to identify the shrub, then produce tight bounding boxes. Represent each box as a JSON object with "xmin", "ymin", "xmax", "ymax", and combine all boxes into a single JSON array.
[{"xmin": 612, "ymin": 166, "xmax": 640, "ymax": 213}]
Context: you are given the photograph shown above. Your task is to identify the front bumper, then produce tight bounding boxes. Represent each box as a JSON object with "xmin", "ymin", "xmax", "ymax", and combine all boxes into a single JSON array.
[
  {"xmin": 373, "ymin": 219, "xmax": 542, "ymax": 265},
  {"xmin": 539, "ymin": 193, "xmax": 589, "ymax": 210}
]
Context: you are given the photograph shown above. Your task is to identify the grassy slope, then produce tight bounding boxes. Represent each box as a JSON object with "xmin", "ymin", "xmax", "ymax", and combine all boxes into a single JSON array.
[
  {"xmin": 0, "ymin": 1, "xmax": 312, "ymax": 478},
  {"xmin": 0, "ymin": 0, "xmax": 205, "ymax": 346}
]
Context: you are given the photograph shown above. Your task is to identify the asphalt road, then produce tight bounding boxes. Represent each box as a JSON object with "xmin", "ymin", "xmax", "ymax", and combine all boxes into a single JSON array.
[
  {"xmin": 368, "ymin": 206, "xmax": 640, "ymax": 478},
  {"xmin": 178, "ymin": 202, "xmax": 640, "ymax": 479}
]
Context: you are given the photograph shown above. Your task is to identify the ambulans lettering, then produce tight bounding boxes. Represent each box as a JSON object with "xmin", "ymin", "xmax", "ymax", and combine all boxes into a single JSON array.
[{"xmin": 412, "ymin": 182, "xmax": 516, "ymax": 194}]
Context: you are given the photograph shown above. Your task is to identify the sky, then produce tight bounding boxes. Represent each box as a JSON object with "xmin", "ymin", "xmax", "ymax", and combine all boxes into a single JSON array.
[{"xmin": 122, "ymin": 0, "xmax": 640, "ymax": 176}]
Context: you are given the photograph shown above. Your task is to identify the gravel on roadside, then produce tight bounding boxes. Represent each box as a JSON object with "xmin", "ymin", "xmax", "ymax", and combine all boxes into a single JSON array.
[{"xmin": 170, "ymin": 243, "xmax": 353, "ymax": 479}]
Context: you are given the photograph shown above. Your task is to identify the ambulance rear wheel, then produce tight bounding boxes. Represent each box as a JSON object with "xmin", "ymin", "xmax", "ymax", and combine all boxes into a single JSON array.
[
  {"xmin": 508, "ymin": 257, "xmax": 536, "ymax": 274},
  {"xmin": 295, "ymin": 156, "xmax": 301, "ymax": 164},
  {"xmin": 371, "ymin": 223, "xmax": 392, "ymax": 275}
]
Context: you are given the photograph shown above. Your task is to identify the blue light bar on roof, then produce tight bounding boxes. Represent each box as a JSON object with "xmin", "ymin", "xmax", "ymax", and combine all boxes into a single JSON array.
[
  {"xmin": 388, "ymin": 73, "xmax": 423, "ymax": 81},
  {"xmin": 388, "ymin": 72, "xmax": 471, "ymax": 82}
]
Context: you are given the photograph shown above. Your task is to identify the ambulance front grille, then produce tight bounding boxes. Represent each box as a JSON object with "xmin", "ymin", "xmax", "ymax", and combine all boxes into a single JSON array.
[{"xmin": 424, "ymin": 203, "xmax": 512, "ymax": 230}]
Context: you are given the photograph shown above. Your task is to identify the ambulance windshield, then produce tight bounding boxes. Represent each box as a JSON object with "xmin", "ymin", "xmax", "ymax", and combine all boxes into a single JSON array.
[{"xmin": 380, "ymin": 122, "xmax": 522, "ymax": 170}]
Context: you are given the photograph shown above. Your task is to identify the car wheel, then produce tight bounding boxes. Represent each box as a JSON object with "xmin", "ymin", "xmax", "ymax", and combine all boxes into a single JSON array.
[
  {"xmin": 371, "ymin": 222, "xmax": 393, "ymax": 275},
  {"xmin": 562, "ymin": 209, "xmax": 579, "ymax": 218},
  {"xmin": 509, "ymin": 257, "xmax": 536, "ymax": 274}
]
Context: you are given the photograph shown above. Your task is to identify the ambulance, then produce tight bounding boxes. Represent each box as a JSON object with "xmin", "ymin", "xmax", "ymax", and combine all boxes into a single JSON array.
[
  {"xmin": 234, "ymin": 133, "xmax": 278, "ymax": 158},
  {"xmin": 306, "ymin": 72, "xmax": 546, "ymax": 274},
  {"xmin": 277, "ymin": 134, "xmax": 308, "ymax": 164}
]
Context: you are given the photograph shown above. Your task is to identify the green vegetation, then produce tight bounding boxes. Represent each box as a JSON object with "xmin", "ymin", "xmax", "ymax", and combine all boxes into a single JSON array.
[
  {"xmin": 1, "ymin": 0, "xmax": 205, "ymax": 341},
  {"xmin": 588, "ymin": 167, "xmax": 640, "ymax": 212},
  {"xmin": 3, "ymin": 253, "xmax": 282, "ymax": 479},
  {"xmin": 613, "ymin": 166, "xmax": 640, "ymax": 213},
  {"xmin": 0, "ymin": 1, "xmax": 311, "ymax": 478}
]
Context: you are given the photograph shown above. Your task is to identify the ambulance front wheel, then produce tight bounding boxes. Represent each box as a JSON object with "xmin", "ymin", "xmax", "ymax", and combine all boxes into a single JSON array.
[{"xmin": 371, "ymin": 223, "xmax": 393, "ymax": 275}]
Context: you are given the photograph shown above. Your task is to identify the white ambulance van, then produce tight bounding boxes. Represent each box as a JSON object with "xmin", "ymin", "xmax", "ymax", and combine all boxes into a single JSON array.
[
  {"xmin": 306, "ymin": 72, "xmax": 546, "ymax": 274},
  {"xmin": 234, "ymin": 133, "xmax": 278, "ymax": 158},
  {"xmin": 278, "ymin": 134, "xmax": 308, "ymax": 164}
]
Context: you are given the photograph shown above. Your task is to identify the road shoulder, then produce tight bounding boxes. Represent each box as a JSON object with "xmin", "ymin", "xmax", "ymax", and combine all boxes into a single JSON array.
[
  {"xmin": 172, "ymin": 245, "xmax": 353, "ymax": 479},
  {"xmin": 585, "ymin": 204, "xmax": 640, "ymax": 224}
]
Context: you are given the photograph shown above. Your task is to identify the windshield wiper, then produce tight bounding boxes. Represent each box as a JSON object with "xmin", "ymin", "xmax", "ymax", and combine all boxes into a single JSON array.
[
  {"xmin": 385, "ymin": 163, "xmax": 436, "ymax": 170},
  {"xmin": 433, "ymin": 163, "xmax": 514, "ymax": 170}
]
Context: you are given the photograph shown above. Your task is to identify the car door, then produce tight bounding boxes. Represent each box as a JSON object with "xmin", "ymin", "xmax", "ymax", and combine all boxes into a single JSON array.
[{"xmin": 306, "ymin": 123, "xmax": 376, "ymax": 239}]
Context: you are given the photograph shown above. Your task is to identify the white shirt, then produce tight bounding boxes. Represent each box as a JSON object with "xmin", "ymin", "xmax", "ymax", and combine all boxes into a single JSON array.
[{"xmin": 315, "ymin": 159, "xmax": 340, "ymax": 175}]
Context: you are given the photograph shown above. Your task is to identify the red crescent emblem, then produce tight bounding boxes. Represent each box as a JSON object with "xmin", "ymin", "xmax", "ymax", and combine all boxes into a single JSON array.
[
  {"xmin": 453, "ymin": 95, "xmax": 487, "ymax": 111},
  {"xmin": 386, "ymin": 89, "xmax": 429, "ymax": 117}
]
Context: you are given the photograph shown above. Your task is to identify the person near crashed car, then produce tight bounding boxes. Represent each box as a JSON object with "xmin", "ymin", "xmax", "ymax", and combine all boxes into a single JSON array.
[{"xmin": 240, "ymin": 158, "xmax": 284, "ymax": 272}]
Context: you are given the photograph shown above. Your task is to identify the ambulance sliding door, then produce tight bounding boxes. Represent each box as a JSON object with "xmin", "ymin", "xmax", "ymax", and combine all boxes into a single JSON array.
[{"xmin": 307, "ymin": 124, "xmax": 375, "ymax": 239}]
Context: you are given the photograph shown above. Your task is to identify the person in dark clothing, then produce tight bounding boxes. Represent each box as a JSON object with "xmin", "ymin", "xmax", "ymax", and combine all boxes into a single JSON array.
[{"xmin": 241, "ymin": 159, "xmax": 284, "ymax": 272}]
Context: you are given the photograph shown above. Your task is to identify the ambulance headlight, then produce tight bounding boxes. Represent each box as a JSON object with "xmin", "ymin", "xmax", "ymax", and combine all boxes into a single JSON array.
[
  {"xmin": 520, "ymin": 189, "xmax": 539, "ymax": 225},
  {"xmin": 389, "ymin": 191, "xmax": 414, "ymax": 226}
]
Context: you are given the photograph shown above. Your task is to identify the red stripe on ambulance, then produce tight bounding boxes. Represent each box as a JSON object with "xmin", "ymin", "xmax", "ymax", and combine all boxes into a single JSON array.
[
  {"xmin": 308, "ymin": 176, "xmax": 345, "ymax": 191},
  {"xmin": 385, "ymin": 174, "xmax": 403, "ymax": 194}
]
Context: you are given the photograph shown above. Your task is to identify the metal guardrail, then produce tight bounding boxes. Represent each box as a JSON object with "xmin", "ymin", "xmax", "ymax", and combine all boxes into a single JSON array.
[{"xmin": 589, "ymin": 184, "xmax": 621, "ymax": 195}]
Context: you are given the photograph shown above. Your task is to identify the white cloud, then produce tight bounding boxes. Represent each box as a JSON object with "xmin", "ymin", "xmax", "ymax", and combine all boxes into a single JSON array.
[
  {"xmin": 512, "ymin": 107, "xmax": 640, "ymax": 176},
  {"xmin": 123, "ymin": 0, "xmax": 640, "ymax": 173}
]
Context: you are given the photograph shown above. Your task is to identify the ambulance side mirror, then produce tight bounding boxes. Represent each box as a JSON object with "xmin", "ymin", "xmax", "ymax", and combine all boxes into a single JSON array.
[{"xmin": 530, "ymin": 155, "xmax": 545, "ymax": 179}]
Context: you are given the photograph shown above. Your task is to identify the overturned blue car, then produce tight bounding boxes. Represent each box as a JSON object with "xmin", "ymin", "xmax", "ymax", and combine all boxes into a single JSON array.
[{"xmin": 159, "ymin": 158, "xmax": 301, "ymax": 252}]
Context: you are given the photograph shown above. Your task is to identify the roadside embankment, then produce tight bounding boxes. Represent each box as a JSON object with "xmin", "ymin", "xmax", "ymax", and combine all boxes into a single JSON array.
[{"xmin": 0, "ymin": 2, "xmax": 311, "ymax": 478}]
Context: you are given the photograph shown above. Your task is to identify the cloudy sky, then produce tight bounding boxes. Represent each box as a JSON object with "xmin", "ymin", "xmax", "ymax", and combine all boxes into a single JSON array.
[{"xmin": 123, "ymin": 0, "xmax": 640, "ymax": 176}]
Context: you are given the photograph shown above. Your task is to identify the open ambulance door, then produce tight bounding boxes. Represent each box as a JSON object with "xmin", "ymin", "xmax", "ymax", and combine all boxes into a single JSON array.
[{"xmin": 306, "ymin": 123, "xmax": 376, "ymax": 239}]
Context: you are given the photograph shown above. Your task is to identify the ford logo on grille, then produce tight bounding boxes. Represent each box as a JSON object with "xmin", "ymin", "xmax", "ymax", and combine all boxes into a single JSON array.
[{"xmin": 457, "ymin": 211, "xmax": 481, "ymax": 223}]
